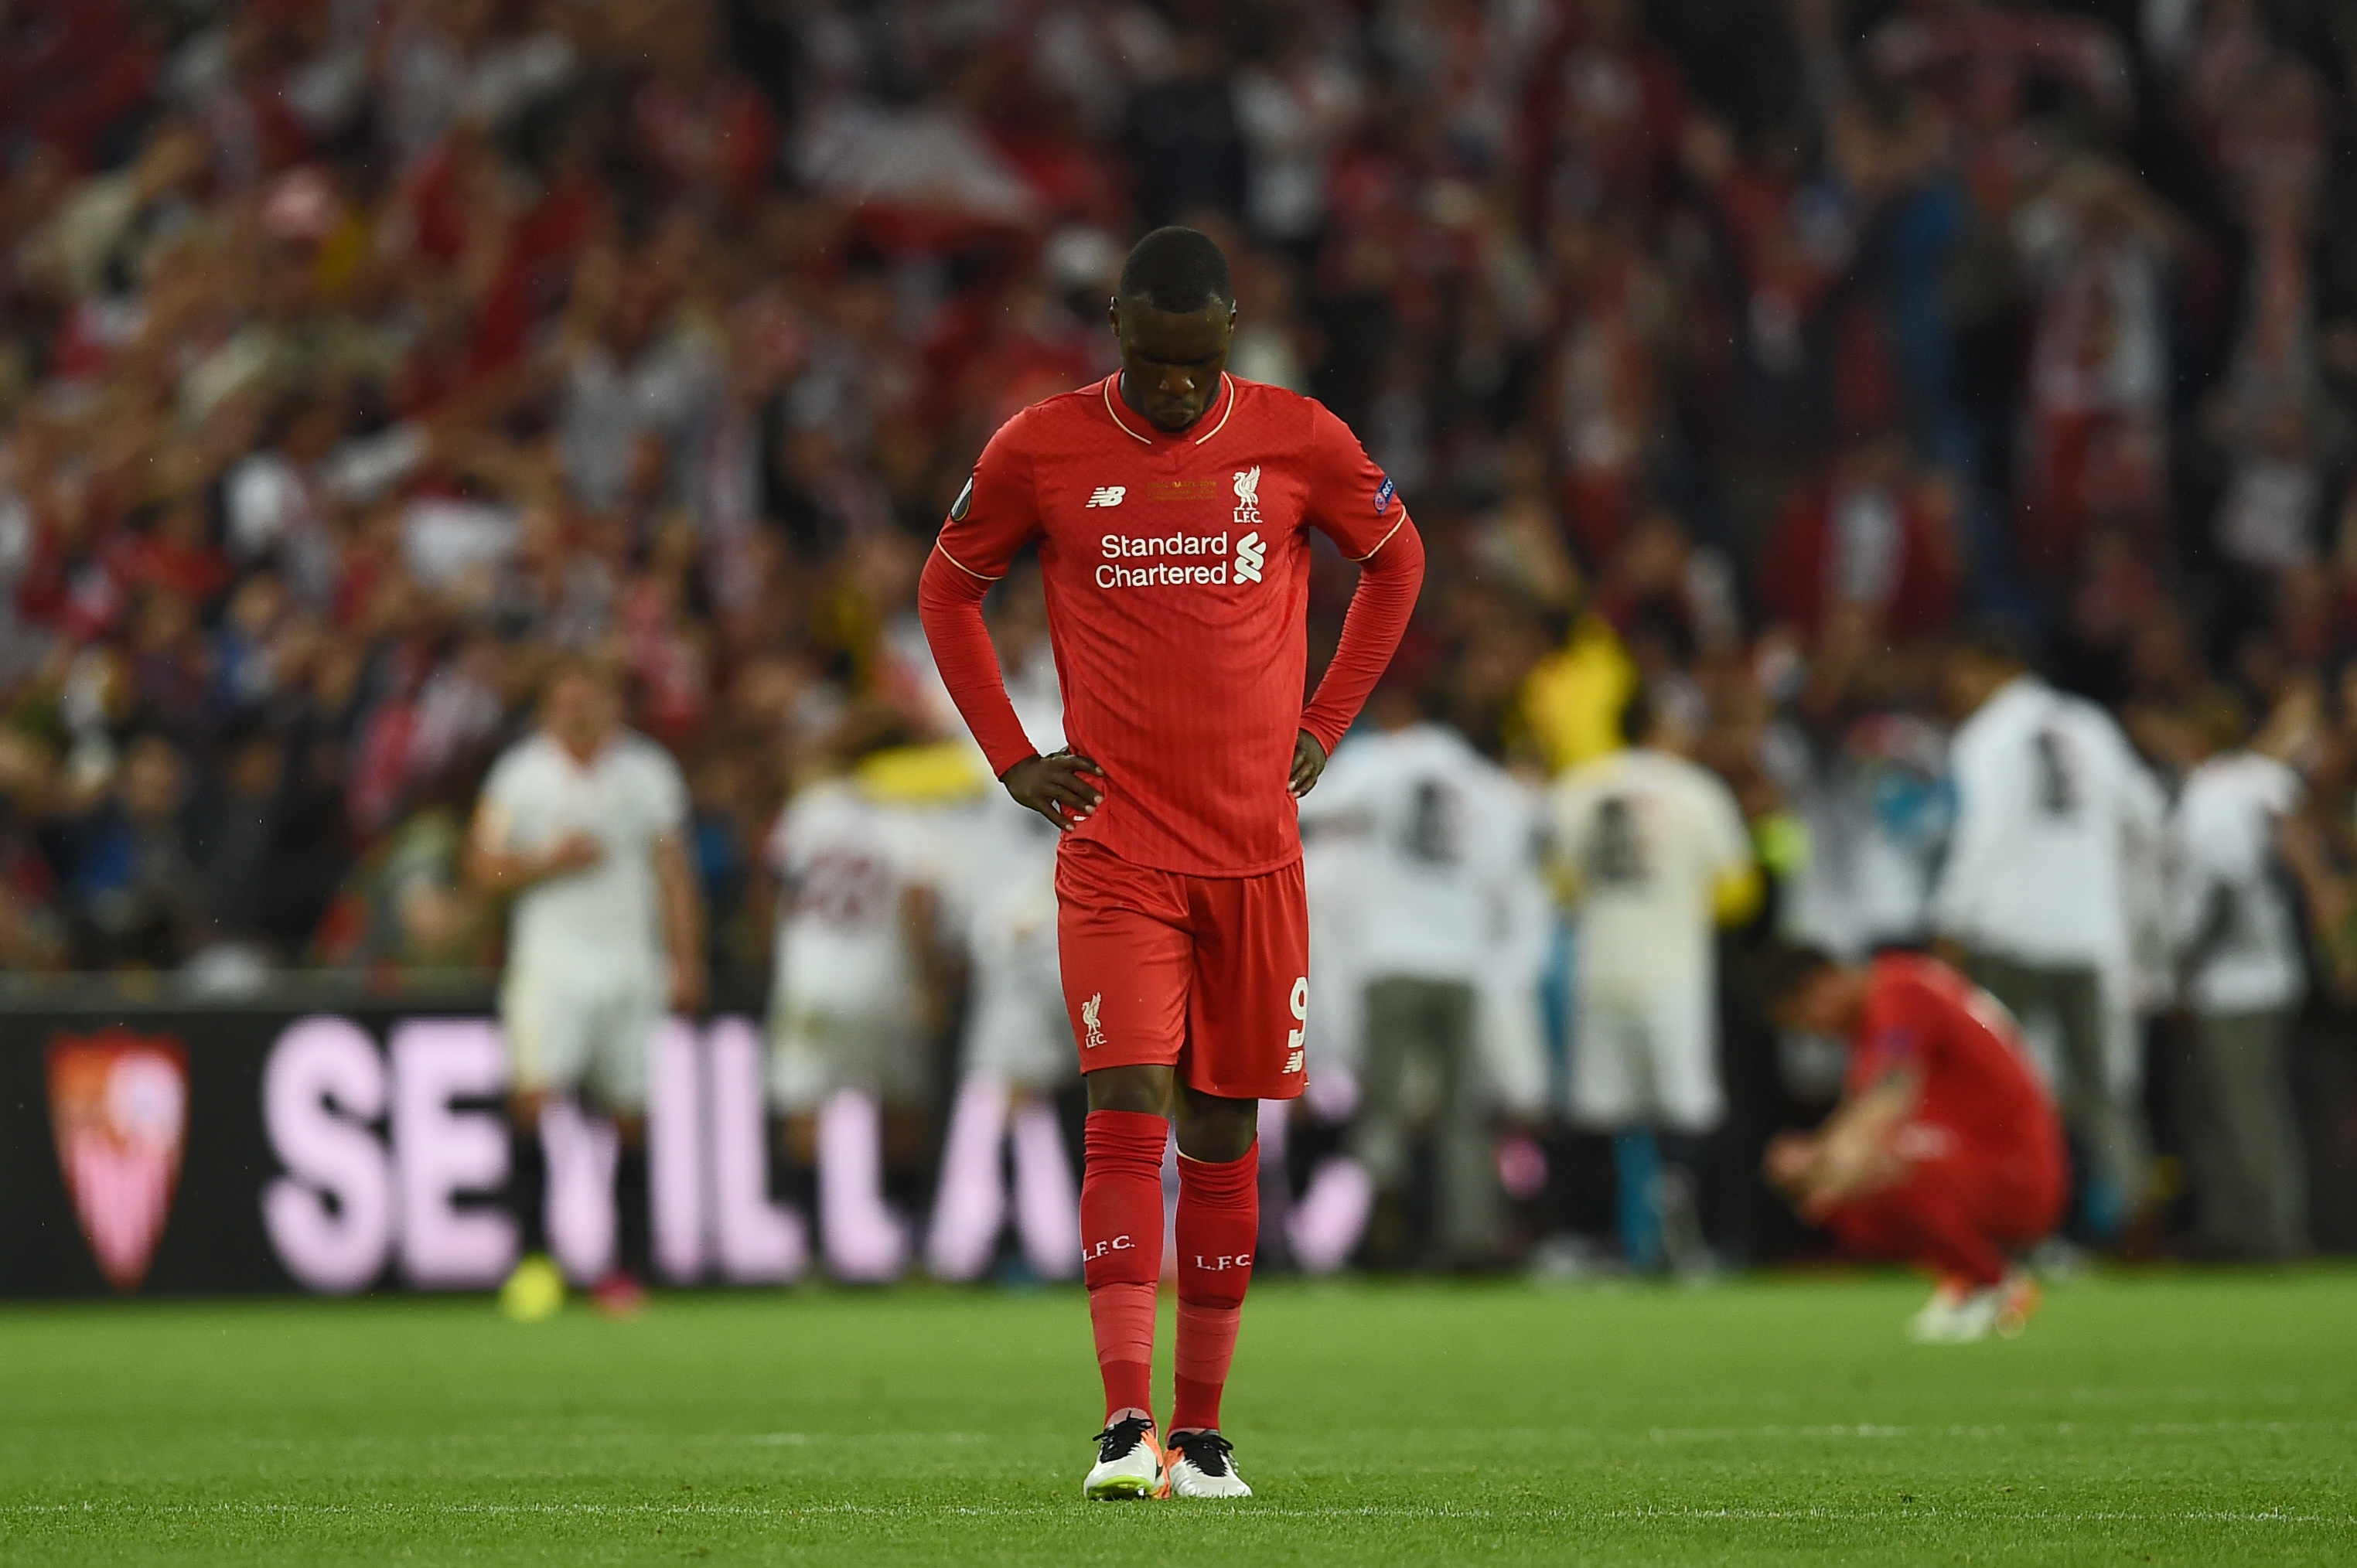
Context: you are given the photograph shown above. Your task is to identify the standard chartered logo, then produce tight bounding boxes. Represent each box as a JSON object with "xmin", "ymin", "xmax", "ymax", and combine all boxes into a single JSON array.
[
  {"xmin": 1092, "ymin": 528, "xmax": 1272, "ymax": 591},
  {"xmin": 1097, "ymin": 530, "xmax": 1233, "ymax": 588}
]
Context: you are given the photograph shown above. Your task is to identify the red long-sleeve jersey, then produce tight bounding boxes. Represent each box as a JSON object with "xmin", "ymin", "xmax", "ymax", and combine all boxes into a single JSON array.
[
  {"xmin": 919, "ymin": 372, "xmax": 1424, "ymax": 877},
  {"xmin": 1847, "ymin": 955, "xmax": 2068, "ymax": 1171}
]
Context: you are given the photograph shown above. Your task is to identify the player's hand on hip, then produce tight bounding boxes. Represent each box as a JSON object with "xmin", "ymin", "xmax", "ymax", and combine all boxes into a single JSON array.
[
  {"xmin": 1002, "ymin": 749, "xmax": 1107, "ymax": 830},
  {"xmin": 1289, "ymin": 731, "xmax": 1329, "ymax": 799}
]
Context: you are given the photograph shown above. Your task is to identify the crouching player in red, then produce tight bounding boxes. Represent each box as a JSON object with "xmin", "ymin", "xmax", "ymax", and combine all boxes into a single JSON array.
[
  {"xmin": 1761, "ymin": 945, "xmax": 2067, "ymax": 1342},
  {"xmin": 918, "ymin": 227, "xmax": 1423, "ymax": 1497}
]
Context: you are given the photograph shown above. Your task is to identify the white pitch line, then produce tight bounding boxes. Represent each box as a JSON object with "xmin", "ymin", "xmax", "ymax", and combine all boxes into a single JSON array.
[{"xmin": 3, "ymin": 1502, "xmax": 2351, "ymax": 1525}]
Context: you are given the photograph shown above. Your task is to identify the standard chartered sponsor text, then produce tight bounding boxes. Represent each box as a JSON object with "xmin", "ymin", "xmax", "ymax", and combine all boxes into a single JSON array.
[{"xmin": 1097, "ymin": 530, "xmax": 1230, "ymax": 588}]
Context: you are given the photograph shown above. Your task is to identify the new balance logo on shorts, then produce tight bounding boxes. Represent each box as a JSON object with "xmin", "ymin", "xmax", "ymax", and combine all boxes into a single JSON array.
[
  {"xmin": 1085, "ymin": 486, "xmax": 1127, "ymax": 508},
  {"xmin": 1082, "ymin": 993, "xmax": 1105, "ymax": 1048}
]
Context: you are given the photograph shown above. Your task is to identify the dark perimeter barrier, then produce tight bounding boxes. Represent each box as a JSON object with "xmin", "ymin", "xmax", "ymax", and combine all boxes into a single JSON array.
[{"xmin": 1, "ymin": 977, "xmax": 802, "ymax": 1297}]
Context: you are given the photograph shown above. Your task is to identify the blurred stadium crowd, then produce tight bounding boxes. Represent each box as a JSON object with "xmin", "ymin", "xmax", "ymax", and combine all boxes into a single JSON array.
[{"xmin": 5, "ymin": 0, "xmax": 2357, "ymax": 1268}]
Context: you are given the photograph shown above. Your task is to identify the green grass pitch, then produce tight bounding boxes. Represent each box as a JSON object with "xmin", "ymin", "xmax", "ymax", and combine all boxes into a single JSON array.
[{"xmin": 3, "ymin": 1270, "xmax": 2353, "ymax": 1565}]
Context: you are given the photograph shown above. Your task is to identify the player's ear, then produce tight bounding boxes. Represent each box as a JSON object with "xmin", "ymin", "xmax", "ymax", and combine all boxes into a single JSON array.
[{"xmin": 1107, "ymin": 295, "xmax": 1122, "ymax": 335}]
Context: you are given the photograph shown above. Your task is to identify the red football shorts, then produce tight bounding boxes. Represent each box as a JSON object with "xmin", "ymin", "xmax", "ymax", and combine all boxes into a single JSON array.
[
  {"xmin": 1055, "ymin": 838, "xmax": 1310, "ymax": 1101},
  {"xmin": 1823, "ymin": 1129, "xmax": 2065, "ymax": 1286}
]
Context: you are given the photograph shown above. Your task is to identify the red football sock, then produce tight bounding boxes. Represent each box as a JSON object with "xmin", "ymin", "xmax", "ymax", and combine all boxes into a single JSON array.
[
  {"xmin": 1172, "ymin": 1147, "xmax": 1257, "ymax": 1434},
  {"xmin": 1080, "ymin": 1109, "xmax": 1168, "ymax": 1423}
]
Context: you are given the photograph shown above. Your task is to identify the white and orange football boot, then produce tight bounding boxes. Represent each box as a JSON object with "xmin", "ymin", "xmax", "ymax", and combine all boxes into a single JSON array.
[
  {"xmin": 1163, "ymin": 1430, "xmax": 1252, "ymax": 1498},
  {"xmin": 1083, "ymin": 1415, "xmax": 1165, "ymax": 1501},
  {"xmin": 1990, "ymin": 1269, "xmax": 2042, "ymax": 1338},
  {"xmin": 1908, "ymin": 1269, "xmax": 2041, "ymax": 1343}
]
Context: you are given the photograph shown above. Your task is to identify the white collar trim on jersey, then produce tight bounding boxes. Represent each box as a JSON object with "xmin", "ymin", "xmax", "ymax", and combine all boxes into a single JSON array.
[{"xmin": 1101, "ymin": 373, "xmax": 1235, "ymax": 446}]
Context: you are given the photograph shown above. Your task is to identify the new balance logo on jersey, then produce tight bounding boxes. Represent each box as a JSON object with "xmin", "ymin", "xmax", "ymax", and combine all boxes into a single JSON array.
[
  {"xmin": 1085, "ymin": 486, "xmax": 1127, "ymax": 508},
  {"xmin": 1234, "ymin": 532, "xmax": 1265, "ymax": 584},
  {"xmin": 1082, "ymin": 993, "xmax": 1105, "ymax": 1048}
]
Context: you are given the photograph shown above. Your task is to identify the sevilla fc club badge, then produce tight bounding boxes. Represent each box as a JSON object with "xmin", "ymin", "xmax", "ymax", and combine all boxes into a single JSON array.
[{"xmin": 47, "ymin": 1031, "xmax": 189, "ymax": 1291}]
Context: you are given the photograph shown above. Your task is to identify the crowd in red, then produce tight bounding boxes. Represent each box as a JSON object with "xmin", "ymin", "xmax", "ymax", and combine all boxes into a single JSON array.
[{"xmin": 4, "ymin": 0, "xmax": 2357, "ymax": 993}]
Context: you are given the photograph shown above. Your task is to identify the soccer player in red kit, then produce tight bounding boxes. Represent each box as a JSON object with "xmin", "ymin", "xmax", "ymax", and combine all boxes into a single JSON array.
[
  {"xmin": 917, "ymin": 227, "xmax": 1423, "ymax": 1498},
  {"xmin": 1762, "ymin": 946, "xmax": 2067, "ymax": 1342}
]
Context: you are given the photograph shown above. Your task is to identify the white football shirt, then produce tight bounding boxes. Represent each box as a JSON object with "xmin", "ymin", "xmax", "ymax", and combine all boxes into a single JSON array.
[
  {"xmin": 478, "ymin": 729, "xmax": 688, "ymax": 983},
  {"xmin": 1548, "ymin": 746, "xmax": 1754, "ymax": 1003},
  {"xmin": 768, "ymin": 779, "xmax": 950, "ymax": 1030},
  {"xmin": 1766, "ymin": 713, "xmax": 1949, "ymax": 959},
  {"xmin": 1299, "ymin": 723, "xmax": 1545, "ymax": 986},
  {"xmin": 958, "ymin": 801, "xmax": 1060, "ymax": 966},
  {"xmin": 2170, "ymin": 751, "xmax": 2304, "ymax": 1014},
  {"xmin": 1931, "ymin": 675, "xmax": 2164, "ymax": 969}
]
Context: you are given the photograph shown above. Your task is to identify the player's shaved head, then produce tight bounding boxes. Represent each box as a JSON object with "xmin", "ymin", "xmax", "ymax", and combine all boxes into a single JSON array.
[
  {"xmin": 1758, "ymin": 942, "xmax": 1838, "ymax": 1011},
  {"xmin": 1109, "ymin": 228, "xmax": 1238, "ymax": 432},
  {"xmin": 1117, "ymin": 227, "xmax": 1233, "ymax": 314},
  {"xmin": 1758, "ymin": 941, "xmax": 1865, "ymax": 1038}
]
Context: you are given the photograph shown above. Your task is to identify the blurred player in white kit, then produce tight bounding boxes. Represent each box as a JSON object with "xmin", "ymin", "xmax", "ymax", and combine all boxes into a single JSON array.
[
  {"xmin": 1548, "ymin": 688, "xmax": 1758, "ymax": 1269},
  {"xmin": 766, "ymin": 731, "xmax": 975, "ymax": 1283},
  {"xmin": 2167, "ymin": 704, "xmax": 2308, "ymax": 1260},
  {"xmin": 1298, "ymin": 686, "xmax": 1548, "ymax": 1268},
  {"xmin": 924, "ymin": 800, "xmax": 1084, "ymax": 1282},
  {"xmin": 469, "ymin": 657, "xmax": 704, "ymax": 1317},
  {"xmin": 1932, "ymin": 622, "xmax": 2164, "ymax": 1238},
  {"xmin": 921, "ymin": 564, "xmax": 1083, "ymax": 1283}
]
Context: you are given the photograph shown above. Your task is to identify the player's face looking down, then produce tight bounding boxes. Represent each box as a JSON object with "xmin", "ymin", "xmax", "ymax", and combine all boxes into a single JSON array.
[
  {"xmin": 1108, "ymin": 295, "xmax": 1237, "ymax": 431},
  {"xmin": 1770, "ymin": 963, "xmax": 1866, "ymax": 1041}
]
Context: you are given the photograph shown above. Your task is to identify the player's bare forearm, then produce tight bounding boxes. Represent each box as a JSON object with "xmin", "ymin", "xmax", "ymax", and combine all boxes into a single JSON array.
[
  {"xmin": 1799, "ymin": 1072, "xmax": 1920, "ymax": 1215},
  {"xmin": 466, "ymin": 828, "xmax": 602, "ymax": 895},
  {"xmin": 1003, "ymin": 749, "xmax": 1107, "ymax": 830},
  {"xmin": 655, "ymin": 834, "xmax": 708, "ymax": 1014},
  {"xmin": 1763, "ymin": 1130, "xmax": 1821, "ymax": 1198},
  {"xmin": 1800, "ymin": 1144, "xmax": 1907, "ymax": 1219}
]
